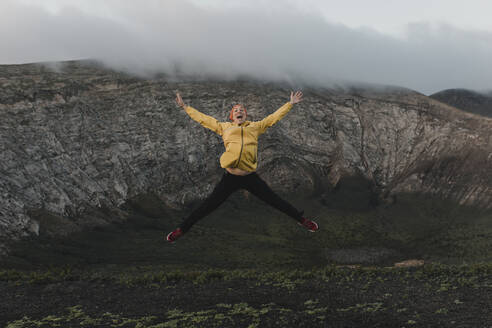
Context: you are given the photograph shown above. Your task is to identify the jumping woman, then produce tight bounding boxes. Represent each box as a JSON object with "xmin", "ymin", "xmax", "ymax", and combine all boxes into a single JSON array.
[{"xmin": 166, "ymin": 91, "xmax": 319, "ymax": 243}]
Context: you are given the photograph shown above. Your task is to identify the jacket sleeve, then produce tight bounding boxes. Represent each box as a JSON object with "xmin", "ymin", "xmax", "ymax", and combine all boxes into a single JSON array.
[
  {"xmin": 255, "ymin": 102, "xmax": 293, "ymax": 134},
  {"xmin": 184, "ymin": 106, "xmax": 223, "ymax": 135}
]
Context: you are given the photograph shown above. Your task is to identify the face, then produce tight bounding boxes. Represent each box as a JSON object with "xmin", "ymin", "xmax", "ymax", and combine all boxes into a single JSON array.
[{"xmin": 232, "ymin": 105, "xmax": 247, "ymax": 124}]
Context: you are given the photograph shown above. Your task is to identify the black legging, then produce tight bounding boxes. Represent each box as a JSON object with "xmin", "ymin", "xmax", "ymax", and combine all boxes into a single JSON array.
[{"xmin": 179, "ymin": 171, "xmax": 304, "ymax": 232}]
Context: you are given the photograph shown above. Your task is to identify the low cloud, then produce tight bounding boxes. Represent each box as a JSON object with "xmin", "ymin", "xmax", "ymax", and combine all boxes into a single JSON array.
[{"xmin": 1, "ymin": 0, "xmax": 491, "ymax": 94}]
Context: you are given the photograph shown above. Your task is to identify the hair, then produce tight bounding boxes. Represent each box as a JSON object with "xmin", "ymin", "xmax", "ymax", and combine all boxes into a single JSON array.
[{"xmin": 229, "ymin": 104, "xmax": 247, "ymax": 121}]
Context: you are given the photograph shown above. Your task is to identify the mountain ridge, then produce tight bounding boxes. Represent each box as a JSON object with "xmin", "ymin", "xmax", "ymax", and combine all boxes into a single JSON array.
[{"xmin": 430, "ymin": 88, "xmax": 492, "ymax": 118}]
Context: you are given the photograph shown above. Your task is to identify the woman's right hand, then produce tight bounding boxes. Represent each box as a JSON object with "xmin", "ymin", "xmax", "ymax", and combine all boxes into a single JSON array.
[{"xmin": 176, "ymin": 92, "xmax": 186, "ymax": 108}]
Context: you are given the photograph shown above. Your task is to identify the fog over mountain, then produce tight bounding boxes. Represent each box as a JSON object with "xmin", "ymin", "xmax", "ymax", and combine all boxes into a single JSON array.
[{"xmin": 1, "ymin": 0, "xmax": 492, "ymax": 94}]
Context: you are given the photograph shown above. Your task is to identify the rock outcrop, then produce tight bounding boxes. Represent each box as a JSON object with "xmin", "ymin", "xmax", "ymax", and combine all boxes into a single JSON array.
[{"xmin": 1, "ymin": 61, "xmax": 492, "ymax": 254}]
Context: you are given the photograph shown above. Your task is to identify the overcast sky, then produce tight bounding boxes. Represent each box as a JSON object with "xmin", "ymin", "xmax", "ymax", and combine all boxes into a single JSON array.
[{"xmin": 1, "ymin": 0, "xmax": 492, "ymax": 95}]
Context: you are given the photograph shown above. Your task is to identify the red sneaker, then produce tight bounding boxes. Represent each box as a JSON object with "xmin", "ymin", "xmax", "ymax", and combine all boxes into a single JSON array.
[
  {"xmin": 166, "ymin": 228, "xmax": 184, "ymax": 243},
  {"xmin": 298, "ymin": 217, "xmax": 319, "ymax": 232}
]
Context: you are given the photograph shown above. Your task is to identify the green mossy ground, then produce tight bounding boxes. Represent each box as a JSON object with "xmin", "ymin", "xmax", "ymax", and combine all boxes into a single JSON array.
[{"xmin": 3, "ymin": 191, "xmax": 491, "ymax": 270}]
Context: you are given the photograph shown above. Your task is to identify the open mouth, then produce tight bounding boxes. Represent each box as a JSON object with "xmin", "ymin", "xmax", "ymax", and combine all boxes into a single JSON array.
[{"xmin": 237, "ymin": 115, "xmax": 243, "ymax": 119}]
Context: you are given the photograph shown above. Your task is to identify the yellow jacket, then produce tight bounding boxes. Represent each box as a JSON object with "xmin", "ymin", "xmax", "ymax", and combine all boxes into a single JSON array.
[{"xmin": 184, "ymin": 102, "xmax": 294, "ymax": 172}]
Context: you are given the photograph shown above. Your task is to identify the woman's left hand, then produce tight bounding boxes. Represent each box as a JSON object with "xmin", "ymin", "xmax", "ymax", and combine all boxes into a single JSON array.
[{"xmin": 290, "ymin": 90, "xmax": 303, "ymax": 104}]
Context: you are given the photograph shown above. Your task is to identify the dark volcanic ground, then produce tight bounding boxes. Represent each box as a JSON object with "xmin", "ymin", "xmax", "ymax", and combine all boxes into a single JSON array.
[{"xmin": 1, "ymin": 265, "xmax": 491, "ymax": 327}]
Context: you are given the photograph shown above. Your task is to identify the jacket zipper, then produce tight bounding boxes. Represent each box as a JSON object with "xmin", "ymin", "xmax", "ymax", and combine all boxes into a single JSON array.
[{"xmin": 235, "ymin": 126, "xmax": 244, "ymax": 168}]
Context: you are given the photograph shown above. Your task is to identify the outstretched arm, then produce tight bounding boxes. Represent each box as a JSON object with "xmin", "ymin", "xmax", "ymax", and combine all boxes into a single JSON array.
[
  {"xmin": 176, "ymin": 92, "xmax": 223, "ymax": 135},
  {"xmin": 256, "ymin": 91, "xmax": 303, "ymax": 134}
]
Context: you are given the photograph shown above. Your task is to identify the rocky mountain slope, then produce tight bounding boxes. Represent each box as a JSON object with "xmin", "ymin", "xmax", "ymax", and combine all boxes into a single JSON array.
[
  {"xmin": 430, "ymin": 88, "xmax": 492, "ymax": 117},
  {"xmin": 1, "ymin": 61, "xmax": 492, "ymax": 254}
]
